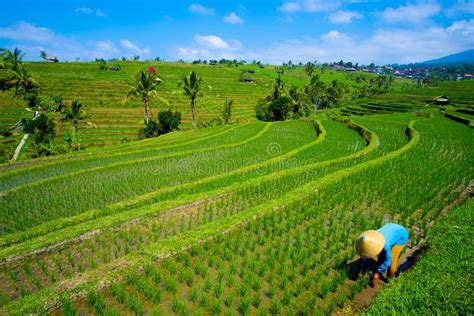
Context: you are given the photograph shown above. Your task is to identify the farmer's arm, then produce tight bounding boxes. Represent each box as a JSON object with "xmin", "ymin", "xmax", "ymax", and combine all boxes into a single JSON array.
[{"xmin": 377, "ymin": 244, "xmax": 392, "ymax": 274}]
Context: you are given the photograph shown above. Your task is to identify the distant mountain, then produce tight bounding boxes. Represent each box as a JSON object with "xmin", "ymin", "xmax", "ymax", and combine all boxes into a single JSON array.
[{"xmin": 422, "ymin": 49, "xmax": 474, "ymax": 65}]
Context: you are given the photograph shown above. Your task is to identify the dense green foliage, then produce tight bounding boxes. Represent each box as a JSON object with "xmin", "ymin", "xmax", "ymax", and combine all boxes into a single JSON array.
[
  {"xmin": 366, "ymin": 199, "xmax": 474, "ymax": 314},
  {"xmin": 20, "ymin": 113, "xmax": 56, "ymax": 155},
  {"xmin": 139, "ymin": 109, "xmax": 181, "ymax": 138}
]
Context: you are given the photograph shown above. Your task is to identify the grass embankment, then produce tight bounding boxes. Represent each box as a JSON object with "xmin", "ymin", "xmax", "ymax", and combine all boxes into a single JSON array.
[{"xmin": 366, "ymin": 198, "xmax": 474, "ymax": 314}]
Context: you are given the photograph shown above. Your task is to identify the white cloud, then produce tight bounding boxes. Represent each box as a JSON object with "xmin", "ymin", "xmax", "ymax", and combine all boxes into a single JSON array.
[
  {"xmin": 75, "ymin": 7, "xmax": 93, "ymax": 14},
  {"xmin": 93, "ymin": 40, "xmax": 116, "ymax": 53},
  {"xmin": 278, "ymin": 2, "xmax": 301, "ymax": 13},
  {"xmin": 329, "ymin": 10, "xmax": 363, "ymax": 24},
  {"xmin": 0, "ymin": 21, "xmax": 57, "ymax": 43},
  {"xmin": 176, "ymin": 34, "xmax": 242, "ymax": 61},
  {"xmin": 278, "ymin": 0, "xmax": 341, "ymax": 13},
  {"xmin": 194, "ymin": 34, "xmax": 240, "ymax": 50},
  {"xmin": 239, "ymin": 21, "xmax": 474, "ymax": 65},
  {"xmin": 188, "ymin": 3, "xmax": 215, "ymax": 15},
  {"xmin": 446, "ymin": 0, "xmax": 474, "ymax": 16},
  {"xmin": 75, "ymin": 7, "xmax": 107, "ymax": 17},
  {"xmin": 0, "ymin": 21, "xmax": 152, "ymax": 61},
  {"xmin": 320, "ymin": 30, "xmax": 348, "ymax": 41},
  {"xmin": 379, "ymin": 3, "xmax": 441, "ymax": 23},
  {"xmin": 447, "ymin": 19, "xmax": 474, "ymax": 35},
  {"xmin": 120, "ymin": 39, "xmax": 151, "ymax": 55},
  {"xmin": 95, "ymin": 10, "xmax": 107, "ymax": 17},
  {"xmin": 223, "ymin": 12, "xmax": 244, "ymax": 24}
]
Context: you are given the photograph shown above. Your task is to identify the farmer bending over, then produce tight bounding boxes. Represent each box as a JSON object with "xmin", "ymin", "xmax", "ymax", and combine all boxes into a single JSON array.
[{"xmin": 355, "ymin": 223, "xmax": 409, "ymax": 286}]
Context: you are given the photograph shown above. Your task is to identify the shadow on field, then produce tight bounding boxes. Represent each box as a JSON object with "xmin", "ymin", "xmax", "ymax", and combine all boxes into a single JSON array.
[
  {"xmin": 342, "ymin": 244, "xmax": 428, "ymax": 284},
  {"xmin": 397, "ymin": 245, "xmax": 427, "ymax": 274}
]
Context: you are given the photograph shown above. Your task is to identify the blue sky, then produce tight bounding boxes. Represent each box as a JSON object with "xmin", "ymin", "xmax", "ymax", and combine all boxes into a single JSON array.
[{"xmin": 0, "ymin": 0, "xmax": 473, "ymax": 64}]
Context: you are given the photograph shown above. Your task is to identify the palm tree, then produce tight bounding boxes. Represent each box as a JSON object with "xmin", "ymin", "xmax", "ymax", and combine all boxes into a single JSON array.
[
  {"xmin": 304, "ymin": 62, "xmax": 315, "ymax": 77},
  {"xmin": 0, "ymin": 48, "xmax": 6, "ymax": 69},
  {"xmin": 179, "ymin": 71, "xmax": 204, "ymax": 129},
  {"xmin": 9, "ymin": 62, "xmax": 39, "ymax": 98},
  {"xmin": 2, "ymin": 48, "xmax": 24, "ymax": 70},
  {"xmin": 305, "ymin": 74, "xmax": 328, "ymax": 112},
  {"xmin": 60, "ymin": 100, "xmax": 94, "ymax": 151},
  {"xmin": 221, "ymin": 99, "xmax": 233, "ymax": 124},
  {"xmin": 127, "ymin": 68, "xmax": 162, "ymax": 125},
  {"xmin": 40, "ymin": 50, "xmax": 48, "ymax": 61},
  {"xmin": 268, "ymin": 73, "xmax": 285, "ymax": 101}
]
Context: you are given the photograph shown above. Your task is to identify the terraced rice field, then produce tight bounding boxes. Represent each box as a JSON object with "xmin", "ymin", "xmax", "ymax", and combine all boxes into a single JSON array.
[
  {"xmin": 0, "ymin": 61, "xmax": 400, "ymax": 154},
  {"xmin": 0, "ymin": 109, "xmax": 472, "ymax": 314}
]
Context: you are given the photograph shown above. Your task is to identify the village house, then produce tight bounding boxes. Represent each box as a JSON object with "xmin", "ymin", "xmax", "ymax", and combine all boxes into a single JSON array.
[
  {"xmin": 463, "ymin": 74, "xmax": 474, "ymax": 80},
  {"xmin": 46, "ymin": 55, "xmax": 58, "ymax": 62},
  {"xmin": 432, "ymin": 95, "xmax": 449, "ymax": 105}
]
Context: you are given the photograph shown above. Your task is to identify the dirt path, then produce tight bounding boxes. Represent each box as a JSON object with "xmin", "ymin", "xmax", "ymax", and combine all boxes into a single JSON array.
[{"xmin": 11, "ymin": 133, "xmax": 29, "ymax": 161}]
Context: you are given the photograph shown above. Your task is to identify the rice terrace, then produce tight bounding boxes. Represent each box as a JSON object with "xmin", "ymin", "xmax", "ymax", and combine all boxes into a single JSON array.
[{"xmin": 0, "ymin": 1, "xmax": 473, "ymax": 315}]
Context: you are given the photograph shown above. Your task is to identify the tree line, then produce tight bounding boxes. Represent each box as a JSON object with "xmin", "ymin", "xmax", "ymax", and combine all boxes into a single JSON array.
[{"xmin": 255, "ymin": 67, "xmax": 394, "ymax": 121}]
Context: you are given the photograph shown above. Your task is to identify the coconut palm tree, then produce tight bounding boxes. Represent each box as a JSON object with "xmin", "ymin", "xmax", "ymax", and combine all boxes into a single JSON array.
[
  {"xmin": 222, "ymin": 99, "xmax": 233, "ymax": 124},
  {"xmin": 2, "ymin": 48, "xmax": 24, "ymax": 70},
  {"xmin": 304, "ymin": 62, "xmax": 315, "ymax": 77},
  {"xmin": 0, "ymin": 48, "xmax": 6, "ymax": 69},
  {"xmin": 40, "ymin": 50, "xmax": 48, "ymax": 61},
  {"xmin": 60, "ymin": 100, "xmax": 94, "ymax": 151},
  {"xmin": 10, "ymin": 62, "xmax": 39, "ymax": 98},
  {"xmin": 127, "ymin": 68, "xmax": 162, "ymax": 125},
  {"xmin": 268, "ymin": 73, "xmax": 286, "ymax": 101},
  {"xmin": 178, "ymin": 71, "xmax": 204, "ymax": 129}
]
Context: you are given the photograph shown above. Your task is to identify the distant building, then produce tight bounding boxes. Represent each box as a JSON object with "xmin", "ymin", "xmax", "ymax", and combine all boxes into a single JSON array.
[
  {"xmin": 331, "ymin": 64, "xmax": 345, "ymax": 70},
  {"xmin": 346, "ymin": 67, "xmax": 356, "ymax": 72},
  {"xmin": 463, "ymin": 74, "xmax": 474, "ymax": 80},
  {"xmin": 432, "ymin": 95, "xmax": 449, "ymax": 105},
  {"xmin": 46, "ymin": 55, "xmax": 59, "ymax": 62}
]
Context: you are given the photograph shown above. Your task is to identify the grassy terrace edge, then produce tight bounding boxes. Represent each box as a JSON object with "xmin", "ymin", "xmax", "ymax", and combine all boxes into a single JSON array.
[
  {"xmin": 1, "ymin": 118, "xmax": 423, "ymax": 314},
  {"xmin": 1, "ymin": 122, "xmax": 269, "ymax": 194},
  {"xmin": 0, "ymin": 124, "xmax": 236, "ymax": 179},
  {"xmin": 0, "ymin": 120, "xmax": 324, "ymax": 256},
  {"xmin": 443, "ymin": 111, "xmax": 474, "ymax": 128}
]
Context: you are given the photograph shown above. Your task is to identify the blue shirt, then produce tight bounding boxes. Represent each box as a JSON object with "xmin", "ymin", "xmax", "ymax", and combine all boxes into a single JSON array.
[{"xmin": 377, "ymin": 223, "xmax": 409, "ymax": 273}]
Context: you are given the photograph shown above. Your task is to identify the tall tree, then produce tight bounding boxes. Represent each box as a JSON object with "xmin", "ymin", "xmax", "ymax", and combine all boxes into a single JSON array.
[
  {"xmin": 288, "ymin": 85, "xmax": 309, "ymax": 118},
  {"xmin": 221, "ymin": 99, "xmax": 233, "ymax": 124},
  {"xmin": 40, "ymin": 50, "xmax": 48, "ymax": 61},
  {"xmin": 127, "ymin": 67, "xmax": 162, "ymax": 125},
  {"xmin": 304, "ymin": 62, "xmax": 315, "ymax": 77},
  {"xmin": 179, "ymin": 71, "xmax": 205, "ymax": 129},
  {"xmin": 0, "ymin": 48, "xmax": 6, "ymax": 69},
  {"xmin": 10, "ymin": 63, "xmax": 39, "ymax": 97},
  {"xmin": 60, "ymin": 100, "xmax": 93, "ymax": 151},
  {"xmin": 305, "ymin": 74, "xmax": 328, "ymax": 111},
  {"xmin": 268, "ymin": 72, "xmax": 285, "ymax": 101},
  {"xmin": 1, "ymin": 48, "xmax": 38, "ymax": 104},
  {"xmin": 1, "ymin": 48, "xmax": 24, "ymax": 70}
]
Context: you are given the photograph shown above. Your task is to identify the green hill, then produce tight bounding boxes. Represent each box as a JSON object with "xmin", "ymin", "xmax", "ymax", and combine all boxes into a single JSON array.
[
  {"xmin": 422, "ymin": 48, "xmax": 474, "ymax": 65},
  {"xmin": 0, "ymin": 61, "xmax": 391, "ymax": 153}
]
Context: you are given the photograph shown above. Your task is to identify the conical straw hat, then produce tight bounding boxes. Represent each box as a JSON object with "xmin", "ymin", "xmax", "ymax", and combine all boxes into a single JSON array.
[{"xmin": 356, "ymin": 230, "xmax": 385, "ymax": 258}]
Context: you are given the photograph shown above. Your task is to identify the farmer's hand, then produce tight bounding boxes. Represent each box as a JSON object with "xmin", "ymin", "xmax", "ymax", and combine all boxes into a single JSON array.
[{"xmin": 373, "ymin": 273, "xmax": 380, "ymax": 286}]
